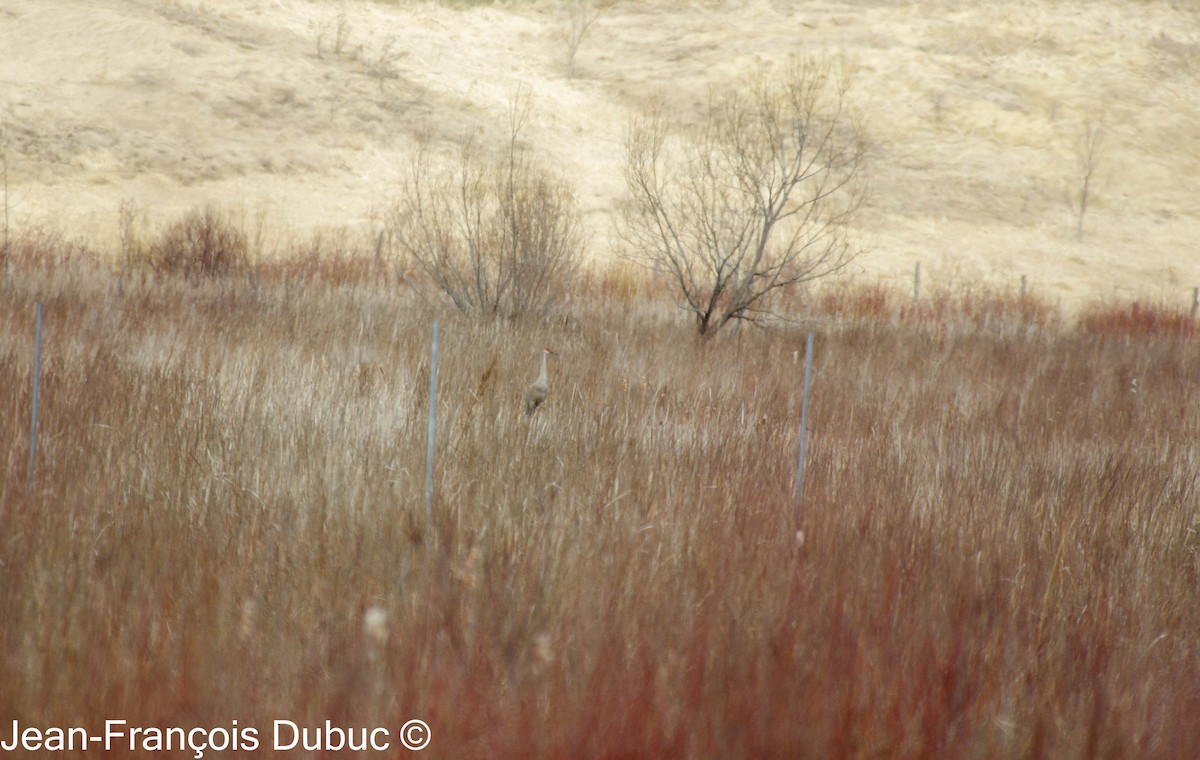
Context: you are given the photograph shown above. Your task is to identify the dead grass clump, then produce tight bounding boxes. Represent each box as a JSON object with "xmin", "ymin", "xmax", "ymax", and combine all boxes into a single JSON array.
[
  {"xmin": 258, "ymin": 253, "xmax": 382, "ymax": 287},
  {"xmin": 814, "ymin": 283, "xmax": 895, "ymax": 321},
  {"xmin": 256, "ymin": 227, "xmax": 390, "ymax": 287},
  {"xmin": 589, "ymin": 260, "xmax": 642, "ymax": 303},
  {"xmin": 1077, "ymin": 301, "xmax": 1197, "ymax": 338},
  {"xmin": 150, "ymin": 206, "xmax": 247, "ymax": 279},
  {"xmin": 791, "ymin": 283, "xmax": 1059, "ymax": 333},
  {"xmin": 1, "ymin": 224, "xmax": 99, "ymax": 275},
  {"xmin": 899, "ymin": 289, "xmax": 1059, "ymax": 330}
]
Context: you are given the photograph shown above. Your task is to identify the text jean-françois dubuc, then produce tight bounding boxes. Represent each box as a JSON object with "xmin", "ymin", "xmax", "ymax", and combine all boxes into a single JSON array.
[{"xmin": 1, "ymin": 718, "xmax": 432, "ymax": 756}]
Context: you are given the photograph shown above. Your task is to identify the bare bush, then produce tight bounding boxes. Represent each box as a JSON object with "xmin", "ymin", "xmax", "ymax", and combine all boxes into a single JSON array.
[
  {"xmin": 390, "ymin": 101, "xmax": 585, "ymax": 319},
  {"xmin": 313, "ymin": 11, "xmax": 353, "ymax": 60},
  {"xmin": 619, "ymin": 58, "xmax": 868, "ymax": 336},
  {"xmin": 150, "ymin": 206, "xmax": 247, "ymax": 279}
]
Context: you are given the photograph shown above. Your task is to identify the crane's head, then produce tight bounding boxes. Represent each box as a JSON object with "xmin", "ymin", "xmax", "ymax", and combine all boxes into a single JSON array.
[{"xmin": 543, "ymin": 347, "xmax": 558, "ymax": 357}]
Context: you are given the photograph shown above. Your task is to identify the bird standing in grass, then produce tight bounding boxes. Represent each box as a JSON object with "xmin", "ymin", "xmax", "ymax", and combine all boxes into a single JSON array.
[{"xmin": 525, "ymin": 348, "xmax": 556, "ymax": 415}]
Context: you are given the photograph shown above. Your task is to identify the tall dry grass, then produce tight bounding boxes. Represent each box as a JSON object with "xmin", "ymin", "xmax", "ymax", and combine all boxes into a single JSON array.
[{"xmin": 1, "ymin": 259, "xmax": 1198, "ymax": 758}]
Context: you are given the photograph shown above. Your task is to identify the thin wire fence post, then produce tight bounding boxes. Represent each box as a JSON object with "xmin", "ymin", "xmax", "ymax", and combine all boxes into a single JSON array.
[
  {"xmin": 28, "ymin": 301, "xmax": 43, "ymax": 485},
  {"xmin": 793, "ymin": 332, "xmax": 814, "ymax": 517},
  {"xmin": 424, "ymin": 320, "xmax": 439, "ymax": 531}
]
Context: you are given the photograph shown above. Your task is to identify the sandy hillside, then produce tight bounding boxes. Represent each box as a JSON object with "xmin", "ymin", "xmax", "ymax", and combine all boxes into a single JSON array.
[{"xmin": 1, "ymin": 0, "xmax": 1198, "ymax": 306}]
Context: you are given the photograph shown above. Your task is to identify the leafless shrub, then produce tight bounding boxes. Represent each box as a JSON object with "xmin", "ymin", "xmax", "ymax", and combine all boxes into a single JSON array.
[
  {"xmin": 258, "ymin": 225, "xmax": 389, "ymax": 287},
  {"xmin": 390, "ymin": 100, "xmax": 585, "ymax": 319},
  {"xmin": 364, "ymin": 35, "xmax": 405, "ymax": 87},
  {"xmin": 150, "ymin": 206, "xmax": 247, "ymax": 279},
  {"xmin": 313, "ymin": 11, "xmax": 354, "ymax": 60},
  {"xmin": 619, "ymin": 58, "xmax": 868, "ymax": 336}
]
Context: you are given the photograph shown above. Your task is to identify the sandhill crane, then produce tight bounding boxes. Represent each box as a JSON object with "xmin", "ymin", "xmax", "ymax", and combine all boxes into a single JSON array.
[{"xmin": 525, "ymin": 348, "xmax": 556, "ymax": 415}]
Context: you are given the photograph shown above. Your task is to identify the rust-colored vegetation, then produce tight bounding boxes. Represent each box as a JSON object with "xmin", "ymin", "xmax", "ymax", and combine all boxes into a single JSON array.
[{"xmin": 1, "ymin": 231, "xmax": 1197, "ymax": 758}]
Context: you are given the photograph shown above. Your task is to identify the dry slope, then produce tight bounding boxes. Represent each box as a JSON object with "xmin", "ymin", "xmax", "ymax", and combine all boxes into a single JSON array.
[{"xmin": 1, "ymin": 0, "xmax": 1198, "ymax": 306}]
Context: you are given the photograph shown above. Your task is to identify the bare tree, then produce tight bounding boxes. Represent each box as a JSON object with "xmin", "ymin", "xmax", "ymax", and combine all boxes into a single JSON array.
[
  {"xmin": 1073, "ymin": 120, "xmax": 1105, "ymax": 242},
  {"xmin": 391, "ymin": 98, "xmax": 585, "ymax": 319},
  {"xmin": 618, "ymin": 58, "xmax": 868, "ymax": 336},
  {"xmin": 562, "ymin": 0, "xmax": 602, "ymax": 78}
]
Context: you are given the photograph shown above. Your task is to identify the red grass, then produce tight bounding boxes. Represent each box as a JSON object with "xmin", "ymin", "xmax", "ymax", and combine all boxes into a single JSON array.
[
  {"xmin": 1077, "ymin": 301, "xmax": 1197, "ymax": 338},
  {"xmin": 1, "ymin": 253, "xmax": 1198, "ymax": 758}
]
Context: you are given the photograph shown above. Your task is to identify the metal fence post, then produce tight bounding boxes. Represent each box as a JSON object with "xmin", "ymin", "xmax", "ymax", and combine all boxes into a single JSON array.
[
  {"xmin": 28, "ymin": 301, "xmax": 43, "ymax": 485},
  {"xmin": 424, "ymin": 320, "xmax": 439, "ymax": 530},
  {"xmin": 793, "ymin": 332, "xmax": 814, "ymax": 517}
]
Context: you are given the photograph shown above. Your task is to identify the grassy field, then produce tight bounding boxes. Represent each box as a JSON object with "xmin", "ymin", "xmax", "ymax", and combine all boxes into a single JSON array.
[{"xmin": 1, "ymin": 256, "xmax": 1199, "ymax": 758}]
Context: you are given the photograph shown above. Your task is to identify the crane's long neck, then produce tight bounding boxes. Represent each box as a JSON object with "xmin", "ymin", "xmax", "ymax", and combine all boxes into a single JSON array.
[{"xmin": 538, "ymin": 350, "xmax": 549, "ymax": 385}]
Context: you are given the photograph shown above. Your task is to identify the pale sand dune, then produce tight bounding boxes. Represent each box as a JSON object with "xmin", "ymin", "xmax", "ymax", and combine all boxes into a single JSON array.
[{"xmin": 1, "ymin": 0, "xmax": 1197, "ymax": 306}]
